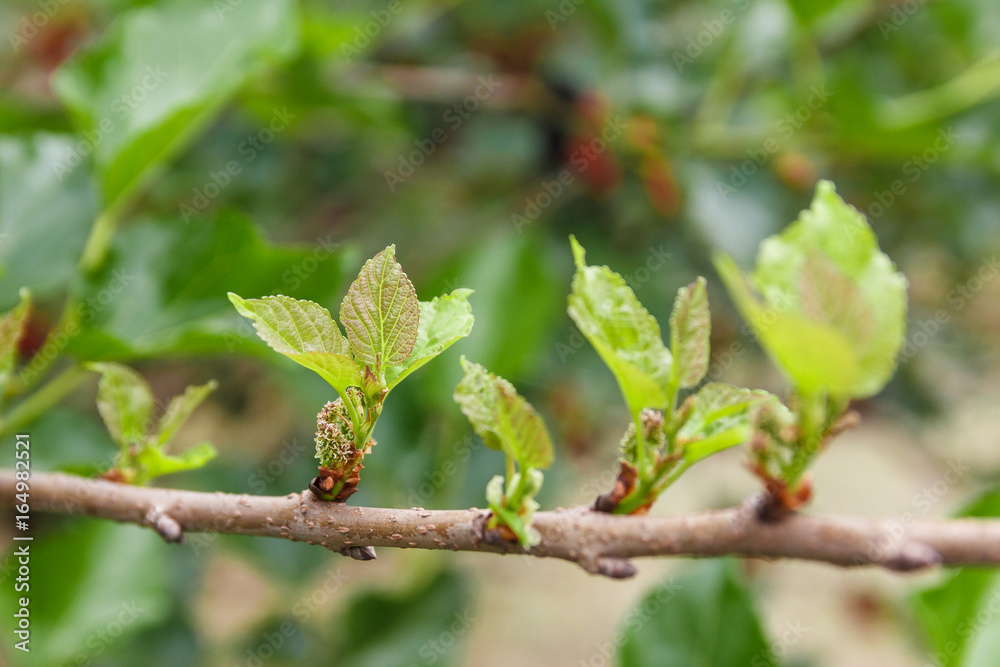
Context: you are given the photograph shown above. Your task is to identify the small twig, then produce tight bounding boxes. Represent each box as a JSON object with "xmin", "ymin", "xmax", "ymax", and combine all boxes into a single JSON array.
[
  {"xmin": 338, "ymin": 64, "xmax": 543, "ymax": 110},
  {"xmin": 0, "ymin": 366, "xmax": 89, "ymax": 440},
  {"xmin": 339, "ymin": 545, "xmax": 377, "ymax": 561},
  {"xmin": 144, "ymin": 506, "xmax": 184, "ymax": 544}
]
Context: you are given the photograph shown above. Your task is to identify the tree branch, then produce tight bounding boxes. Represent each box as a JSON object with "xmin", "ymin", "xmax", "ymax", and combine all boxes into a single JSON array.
[{"xmin": 5, "ymin": 471, "xmax": 1000, "ymax": 579}]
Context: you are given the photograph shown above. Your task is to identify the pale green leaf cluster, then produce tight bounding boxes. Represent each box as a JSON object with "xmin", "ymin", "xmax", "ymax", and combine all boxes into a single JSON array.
[
  {"xmin": 714, "ymin": 180, "xmax": 908, "ymax": 399},
  {"xmin": 676, "ymin": 383, "xmax": 786, "ymax": 466},
  {"xmin": 454, "ymin": 357, "xmax": 553, "ymax": 545},
  {"xmin": 454, "ymin": 357, "xmax": 553, "ymax": 470},
  {"xmin": 710, "ymin": 180, "xmax": 912, "ymax": 490},
  {"xmin": 155, "ymin": 382, "xmax": 219, "ymax": 447},
  {"xmin": 231, "ymin": 245, "xmax": 474, "ymax": 480},
  {"xmin": 87, "ymin": 362, "xmax": 217, "ymax": 484},
  {"xmin": 485, "ymin": 469, "xmax": 544, "ymax": 546},
  {"xmin": 567, "ymin": 237, "xmax": 747, "ymax": 514}
]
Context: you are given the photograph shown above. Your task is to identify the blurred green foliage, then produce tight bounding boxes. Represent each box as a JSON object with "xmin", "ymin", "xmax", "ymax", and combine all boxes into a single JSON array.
[
  {"xmin": 618, "ymin": 560, "xmax": 774, "ymax": 667},
  {"xmin": 1, "ymin": 0, "xmax": 999, "ymax": 664},
  {"xmin": 912, "ymin": 489, "xmax": 1000, "ymax": 667}
]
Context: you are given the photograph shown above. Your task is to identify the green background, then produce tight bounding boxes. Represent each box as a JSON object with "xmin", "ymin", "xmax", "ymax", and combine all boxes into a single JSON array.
[{"xmin": 1, "ymin": 0, "xmax": 999, "ymax": 665}]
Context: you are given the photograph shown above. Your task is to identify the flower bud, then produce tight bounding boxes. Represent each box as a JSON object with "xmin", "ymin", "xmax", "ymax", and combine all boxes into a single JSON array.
[
  {"xmin": 524, "ymin": 468, "xmax": 544, "ymax": 497},
  {"xmin": 314, "ymin": 398, "xmax": 358, "ymax": 469},
  {"xmin": 485, "ymin": 475, "xmax": 505, "ymax": 509}
]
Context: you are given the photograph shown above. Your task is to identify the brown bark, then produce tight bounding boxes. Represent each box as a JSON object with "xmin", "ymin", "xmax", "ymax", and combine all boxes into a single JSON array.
[{"xmin": 5, "ymin": 471, "xmax": 1000, "ymax": 579}]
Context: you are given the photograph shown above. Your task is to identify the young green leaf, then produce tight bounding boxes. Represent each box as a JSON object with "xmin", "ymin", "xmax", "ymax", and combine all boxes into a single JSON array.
[
  {"xmin": 0, "ymin": 288, "xmax": 31, "ymax": 378},
  {"xmin": 618, "ymin": 560, "xmax": 773, "ymax": 667},
  {"xmin": 384, "ymin": 288, "xmax": 475, "ymax": 391},
  {"xmin": 567, "ymin": 236, "xmax": 672, "ymax": 418},
  {"xmin": 453, "ymin": 359, "xmax": 503, "ymax": 452},
  {"xmin": 88, "ymin": 362, "xmax": 155, "ymax": 447},
  {"xmin": 0, "ymin": 135, "xmax": 95, "ymax": 306},
  {"xmin": 912, "ymin": 488, "xmax": 1000, "ymax": 667},
  {"xmin": 492, "ymin": 501, "xmax": 540, "ymax": 547},
  {"xmin": 717, "ymin": 256, "xmax": 861, "ymax": 395},
  {"xmin": 52, "ymin": 0, "xmax": 298, "ymax": 212},
  {"xmin": 454, "ymin": 357, "xmax": 553, "ymax": 470},
  {"xmin": 134, "ymin": 443, "xmax": 217, "ymax": 485},
  {"xmin": 154, "ymin": 380, "xmax": 218, "ymax": 447},
  {"xmin": 228, "ymin": 293, "xmax": 361, "ymax": 397},
  {"xmin": 485, "ymin": 475, "xmax": 506, "ymax": 511},
  {"xmin": 339, "ymin": 245, "xmax": 420, "ymax": 369},
  {"xmin": 677, "ymin": 383, "xmax": 785, "ymax": 465},
  {"xmin": 714, "ymin": 180, "xmax": 907, "ymax": 398},
  {"xmin": 229, "ymin": 293, "xmax": 348, "ymax": 355},
  {"xmin": 87, "ymin": 362, "xmax": 218, "ymax": 484},
  {"xmin": 669, "ymin": 278, "xmax": 710, "ymax": 390}
]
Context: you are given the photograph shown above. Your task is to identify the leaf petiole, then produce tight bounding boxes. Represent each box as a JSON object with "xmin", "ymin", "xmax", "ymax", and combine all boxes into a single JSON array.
[
  {"xmin": 782, "ymin": 390, "xmax": 829, "ymax": 487},
  {"xmin": 505, "ymin": 463, "xmax": 533, "ymax": 513}
]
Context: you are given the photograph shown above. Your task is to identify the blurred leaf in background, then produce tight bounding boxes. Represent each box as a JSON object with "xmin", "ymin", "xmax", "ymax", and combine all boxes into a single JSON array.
[
  {"xmin": 0, "ymin": 135, "xmax": 96, "ymax": 308},
  {"xmin": 0, "ymin": 520, "xmax": 173, "ymax": 664},
  {"xmin": 912, "ymin": 489, "xmax": 1000, "ymax": 667},
  {"xmin": 618, "ymin": 560, "xmax": 777, "ymax": 667},
  {"xmin": 69, "ymin": 213, "xmax": 355, "ymax": 360},
  {"xmin": 0, "ymin": 0, "xmax": 999, "ymax": 664},
  {"xmin": 51, "ymin": 0, "xmax": 299, "ymax": 212},
  {"xmin": 331, "ymin": 568, "xmax": 473, "ymax": 667}
]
